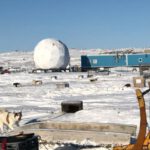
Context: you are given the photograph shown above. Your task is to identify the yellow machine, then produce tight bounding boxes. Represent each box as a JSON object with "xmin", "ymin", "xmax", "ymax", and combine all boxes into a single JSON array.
[{"xmin": 113, "ymin": 89, "xmax": 150, "ymax": 150}]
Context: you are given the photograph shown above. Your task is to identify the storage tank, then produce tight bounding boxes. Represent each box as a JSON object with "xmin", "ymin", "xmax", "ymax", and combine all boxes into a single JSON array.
[{"xmin": 33, "ymin": 38, "xmax": 70, "ymax": 69}]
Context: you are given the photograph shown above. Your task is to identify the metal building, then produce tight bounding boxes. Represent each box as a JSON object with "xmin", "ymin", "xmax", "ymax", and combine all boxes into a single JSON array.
[{"xmin": 81, "ymin": 53, "xmax": 150, "ymax": 70}]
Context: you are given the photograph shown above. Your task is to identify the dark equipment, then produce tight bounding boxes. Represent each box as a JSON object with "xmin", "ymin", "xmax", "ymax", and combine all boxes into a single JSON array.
[
  {"xmin": 0, "ymin": 133, "xmax": 39, "ymax": 150},
  {"xmin": 61, "ymin": 100, "xmax": 83, "ymax": 113}
]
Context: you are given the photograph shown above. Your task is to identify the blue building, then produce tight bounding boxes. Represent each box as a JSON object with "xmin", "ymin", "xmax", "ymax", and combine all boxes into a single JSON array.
[{"xmin": 81, "ymin": 53, "xmax": 150, "ymax": 70}]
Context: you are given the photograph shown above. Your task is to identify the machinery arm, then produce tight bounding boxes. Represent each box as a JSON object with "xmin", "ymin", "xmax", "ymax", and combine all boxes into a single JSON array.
[
  {"xmin": 132, "ymin": 89, "xmax": 147, "ymax": 150},
  {"xmin": 113, "ymin": 88, "xmax": 148, "ymax": 150}
]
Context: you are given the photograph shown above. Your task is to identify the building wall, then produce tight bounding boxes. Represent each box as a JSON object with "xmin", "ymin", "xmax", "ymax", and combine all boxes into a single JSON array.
[
  {"xmin": 81, "ymin": 54, "xmax": 150, "ymax": 68},
  {"xmin": 127, "ymin": 54, "xmax": 150, "ymax": 66}
]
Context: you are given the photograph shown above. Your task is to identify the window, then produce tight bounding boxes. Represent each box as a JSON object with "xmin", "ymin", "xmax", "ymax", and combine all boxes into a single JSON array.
[
  {"xmin": 138, "ymin": 58, "xmax": 143, "ymax": 62},
  {"xmin": 93, "ymin": 59, "xmax": 97, "ymax": 64}
]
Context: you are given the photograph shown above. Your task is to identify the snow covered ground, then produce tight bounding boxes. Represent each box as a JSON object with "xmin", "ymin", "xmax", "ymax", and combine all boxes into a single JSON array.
[{"xmin": 0, "ymin": 50, "xmax": 150, "ymax": 150}]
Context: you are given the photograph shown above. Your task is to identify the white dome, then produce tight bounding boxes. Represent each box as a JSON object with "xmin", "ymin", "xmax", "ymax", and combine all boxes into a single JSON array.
[{"xmin": 33, "ymin": 38, "xmax": 70, "ymax": 69}]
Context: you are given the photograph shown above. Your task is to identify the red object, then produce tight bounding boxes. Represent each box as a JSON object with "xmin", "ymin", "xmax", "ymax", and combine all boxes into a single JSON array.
[{"xmin": 1, "ymin": 138, "xmax": 7, "ymax": 150}]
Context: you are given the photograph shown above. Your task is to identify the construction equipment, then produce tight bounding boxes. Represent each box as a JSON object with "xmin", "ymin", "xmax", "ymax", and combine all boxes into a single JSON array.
[{"xmin": 113, "ymin": 88, "xmax": 150, "ymax": 150}]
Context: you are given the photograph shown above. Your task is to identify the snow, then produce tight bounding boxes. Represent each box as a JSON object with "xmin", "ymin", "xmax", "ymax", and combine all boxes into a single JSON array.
[
  {"xmin": 0, "ymin": 50, "xmax": 150, "ymax": 149},
  {"xmin": 34, "ymin": 38, "xmax": 70, "ymax": 69}
]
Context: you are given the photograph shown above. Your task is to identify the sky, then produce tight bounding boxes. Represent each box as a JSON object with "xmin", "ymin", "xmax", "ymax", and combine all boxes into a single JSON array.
[{"xmin": 0, "ymin": 0, "xmax": 150, "ymax": 51}]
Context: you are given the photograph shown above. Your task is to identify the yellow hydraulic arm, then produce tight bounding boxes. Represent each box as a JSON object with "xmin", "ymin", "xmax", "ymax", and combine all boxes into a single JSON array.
[{"xmin": 113, "ymin": 88, "xmax": 150, "ymax": 150}]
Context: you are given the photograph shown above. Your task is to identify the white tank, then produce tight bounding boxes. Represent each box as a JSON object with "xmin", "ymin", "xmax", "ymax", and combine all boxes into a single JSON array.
[{"xmin": 33, "ymin": 38, "xmax": 70, "ymax": 69}]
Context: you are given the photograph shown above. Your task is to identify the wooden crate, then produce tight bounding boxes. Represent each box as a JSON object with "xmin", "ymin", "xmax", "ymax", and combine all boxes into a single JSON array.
[
  {"xmin": 56, "ymin": 82, "xmax": 69, "ymax": 89},
  {"xmin": 133, "ymin": 77, "xmax": 145, "ymax": 88}
]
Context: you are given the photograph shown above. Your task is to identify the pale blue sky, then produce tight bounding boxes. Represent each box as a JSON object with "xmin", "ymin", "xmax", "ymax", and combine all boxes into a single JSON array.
[{"xmin": 0, "ymin": 0, "xmax": 150, "ymax": 51}]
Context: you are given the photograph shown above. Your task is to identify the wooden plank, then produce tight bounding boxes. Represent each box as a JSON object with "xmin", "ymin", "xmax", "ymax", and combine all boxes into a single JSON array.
[
  {"xmin": 17, "ymin": 121, "xmax": 137, "ymax": 136},
  {"xmin": 10, "ymin": 129, "xmax": 131, "ymax": 145},
  {"xmin": 9, "ymin": 121, "xmax": 136, "ymax": 144}
]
